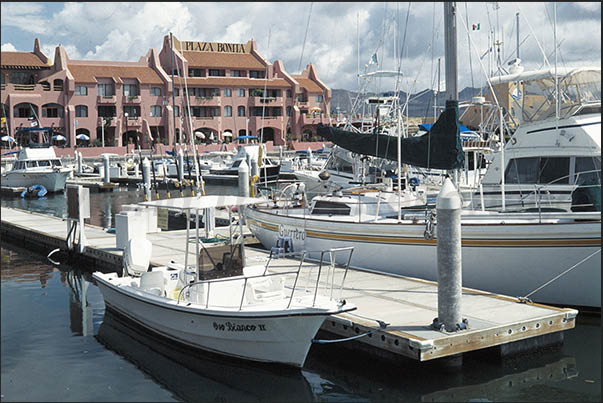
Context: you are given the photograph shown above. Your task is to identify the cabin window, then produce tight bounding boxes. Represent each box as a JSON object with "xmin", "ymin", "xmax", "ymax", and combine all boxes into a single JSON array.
[
  {"xmin": 231, "ymin": 160, "xmax": 242, "ymax": 168},
  {"xmin": 38, "ymin": 160, "xmax": 51, "ymax": 167},
  {"xmin": 539, "ymin": 157, "xmax": 569, "ymax": 184},
  {"xmin": 52, "ymin": 159, "xmax": 62, "ymax": 167},
  {"xmin": 311, "ymin": 201, "xmax": 351, "ymax": 216},
  {"xmin": 14, "ymin": 161, "xmax": 24, "ymax": 169},
  {"xmin": 26, "ymin": 161, "xmax": 38, "ymax": 168},
  {"xmin": 505, "ymin": 157, "xmax": 539, "ymax": 184},
  {"xmin": 505, "ymin": 157, "xmax": 571, "ymax": 185},
  {"xmin": 575, "ymin": 156, "xmax": 601, "ymax": 186}
]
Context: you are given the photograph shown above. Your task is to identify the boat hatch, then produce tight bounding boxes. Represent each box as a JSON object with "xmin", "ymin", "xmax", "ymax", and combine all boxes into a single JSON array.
[{"xmin": 311, "ymin": 200, "xmax": 351, "ymax": 216}]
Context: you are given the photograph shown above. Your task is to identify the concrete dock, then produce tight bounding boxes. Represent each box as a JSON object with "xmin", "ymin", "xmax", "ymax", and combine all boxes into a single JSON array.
[{"xmin": 0, "ymin": 206, "xmax": 578, "ymax": 363}]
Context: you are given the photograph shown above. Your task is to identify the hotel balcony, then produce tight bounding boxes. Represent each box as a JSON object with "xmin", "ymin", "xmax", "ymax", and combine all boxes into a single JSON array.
[
  {"xmin": 250, "ymin": 97, "xmax": 283, "ymax": 106},
  {"xmin": 97, "ymin": 95, "xmax": 117, "ymax": 104},
  {"xmin": 123, "ymin": 95, "xmax": 141, "ymax": 104},
  {"xmin": 301, "ymin": 114, "xmax": 330, "ymax": 126},
  {"xmin": 193, "ymin": 116, "xmax": 215, "ymax": 120},
  {"xmin": 98, "ymin": 117, "xmax": 118, "ymax": 127},
  {"xmin": 124, "ymin": 116, "xmax": 142, "ymax": 127},
  {"xmin": 191, "ymin": 96, "xmax": 220, "ymax": 105}
]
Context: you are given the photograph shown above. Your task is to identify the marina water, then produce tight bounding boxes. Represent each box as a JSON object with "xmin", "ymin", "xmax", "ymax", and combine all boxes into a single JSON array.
[{"xmin": 1, "ymin": 186, "xmax": 600, "ymax": 402}]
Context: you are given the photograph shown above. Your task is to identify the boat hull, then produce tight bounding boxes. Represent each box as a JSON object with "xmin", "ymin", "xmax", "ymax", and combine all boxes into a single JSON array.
[
  {"xmin": 245, "ymin": 207, "xmax": 601, "ymax": 309},
  {"xmin": 93, "ymin": 273, "xmax": 335, "ymax": 367},
  {"xmin": 1, "ymin": 169, "xmax": 70, "ymax": 192}
]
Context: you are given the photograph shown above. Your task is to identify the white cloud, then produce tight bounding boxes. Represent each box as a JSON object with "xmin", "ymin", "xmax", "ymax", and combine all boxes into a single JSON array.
[
  {"xmin": 1, "ymin": 43, "xmax": 17, "ymax": 52},
  {"xmin": 0, "ymin": 2, "xmax": 48, "ymax": 35},
  {"xmin": 1, "ymin": 2, "xmax": 600, "ymax": 92}
]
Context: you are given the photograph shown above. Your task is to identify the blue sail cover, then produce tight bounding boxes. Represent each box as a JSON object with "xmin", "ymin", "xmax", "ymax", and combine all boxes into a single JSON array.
[{"xmin": 317, "ymin": 100, "xmax": 464, "ymax": 170}]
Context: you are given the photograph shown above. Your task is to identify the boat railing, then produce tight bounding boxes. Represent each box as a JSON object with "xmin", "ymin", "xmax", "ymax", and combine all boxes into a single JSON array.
[{"xmin": 177, "ymin": 247, "xmax": 354, "ymax": 310}]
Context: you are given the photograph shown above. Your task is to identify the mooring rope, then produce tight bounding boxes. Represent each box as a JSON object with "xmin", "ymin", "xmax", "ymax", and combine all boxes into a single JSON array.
[{"xmin": 520, "ymin": 248, "xmax": 601, "ymax": 302}]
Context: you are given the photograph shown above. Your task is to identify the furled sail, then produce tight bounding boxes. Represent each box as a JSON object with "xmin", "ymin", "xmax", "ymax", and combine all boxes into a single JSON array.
[{"xmin": 317, "ymin": 100, "xmax": 464, "ymax": 170}]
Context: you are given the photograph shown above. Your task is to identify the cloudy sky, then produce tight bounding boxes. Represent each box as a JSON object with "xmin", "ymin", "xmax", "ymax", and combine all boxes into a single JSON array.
[{"xmin": 1, "ymin": 2, "xmax": 601, "ymax": 93}]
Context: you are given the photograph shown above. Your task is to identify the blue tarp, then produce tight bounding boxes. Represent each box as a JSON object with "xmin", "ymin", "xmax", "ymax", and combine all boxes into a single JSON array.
[{"xmin": 418, "ymin": 123, "xmax": 471, "ymax": 133}]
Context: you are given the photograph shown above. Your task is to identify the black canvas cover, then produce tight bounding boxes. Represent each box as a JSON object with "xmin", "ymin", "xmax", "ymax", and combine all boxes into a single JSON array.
[{"xmin": 317, "ymin": 100, "xmax": 464, "ymax": 170}]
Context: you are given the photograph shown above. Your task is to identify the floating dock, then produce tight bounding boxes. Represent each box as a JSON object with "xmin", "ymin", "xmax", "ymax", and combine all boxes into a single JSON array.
[{"xmin": 0, "ymin": 206, "xmax": 578, "ymax": 363}]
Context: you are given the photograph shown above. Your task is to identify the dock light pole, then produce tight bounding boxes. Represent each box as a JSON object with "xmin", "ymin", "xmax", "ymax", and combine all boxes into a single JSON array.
[{"xmin": 433, "ymin": 178, "xmax": 467, "ymax": 333}]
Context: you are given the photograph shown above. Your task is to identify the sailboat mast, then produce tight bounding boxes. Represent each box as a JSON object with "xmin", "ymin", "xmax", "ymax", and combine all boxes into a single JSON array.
[{"xmin": 444, "ymin": 2, "xmax": 459, "ymax": 186}]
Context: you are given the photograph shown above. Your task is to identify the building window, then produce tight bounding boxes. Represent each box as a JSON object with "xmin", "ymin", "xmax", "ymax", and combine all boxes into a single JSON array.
[
  {"xmin": 75, "ymin": 105, "xmax": 88, "ymax": 118},
  {"xmin": 188, "ymin": 68, "xmax": 205, "ymax": 77},
  {"xmin": 42, "ymin": 104, "xmax": 63, "ymax": 118},
  {"xmin": 123, "ymin": 84, "xmax": 139, "ymax": 97},
  {"xmin": 224, "ymin": 106, "xmax": 232, "ymax": 117},
  {"xmin": 150, "ymin": 87, "xmax": 162, "ymax": 96},
  {"xmin": 123, "ymin": 106, "xmax": 140, "ymax": 117},
  {"xmin": 286, "ymin": 106, "xmax": 292, "ymax": 116},
  {"xmin": 315, "ymin": 95, "xmax": 323, "ymax": 102},
  {"xmin": 297, "ymin": 94, "xmax": 307, "ymax": 102},
  {"xmin": 209, "ymin": 69, "xmax": 226, "ymax": 77},
  {"xmin": 286, "ymin": 89, "xmax": 292, "ymax": 98},
  {"xmin": 174, "ymin": 88, "xmax": 179, "ymax": 96},
  {"xmin": 98, "ymin": 83, "xmax": 114, "ymax": 97},
  {"xmin": 238, "ymin": 88, "xmax": 245, "ymax": 97},
  {"xmin": 230, "ymin": 70, "xmax": 245, "ymax": 77},
  {"xmin": 74, "ymin": 86, "xmax": 88, "ymax": 96},
  {"xmin": 249, "ymin": 70, "xmax": 266, "ymax": 79},
  {"xmin": 174, "ymin": 105, "xmax": 180, "ymax": 117},
  {"xmin": 238, "ymin": 106, "xmax": 246, "ymax": 117},
  {"xmin": 224, "ymin": 88, "xmax": 232, "ymax": 97},
  {"xmin": 14, "ymin": 104, "xmax": 36, "ymax": 118},
  {"xmin": 150, "ymin": 105, "xmax": 162, "ymax": 117},
  {"xmin": 98, "ymin": 105, "xmax": 116, "ymax": 118}
]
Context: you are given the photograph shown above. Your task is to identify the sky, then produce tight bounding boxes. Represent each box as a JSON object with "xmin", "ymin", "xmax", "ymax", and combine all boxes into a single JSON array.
[{"xmin": 1, "ymin": 2, "xmax": 601, "ymax": 93}]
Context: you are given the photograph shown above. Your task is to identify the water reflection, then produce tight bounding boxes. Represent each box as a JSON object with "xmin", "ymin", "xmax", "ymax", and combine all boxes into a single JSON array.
[
  {"xmin": 96, "ymin": 309, "xmax": 323, "ymax": 402},
  {"xmin": 66, "ymin": 268, "xmax": 94, "ymax": 336}
]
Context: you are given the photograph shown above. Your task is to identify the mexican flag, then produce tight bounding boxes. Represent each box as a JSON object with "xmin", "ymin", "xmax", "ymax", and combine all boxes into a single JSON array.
[{"xmin": 472, "ymin": 23, "xmax": 480, "ymax": 31}]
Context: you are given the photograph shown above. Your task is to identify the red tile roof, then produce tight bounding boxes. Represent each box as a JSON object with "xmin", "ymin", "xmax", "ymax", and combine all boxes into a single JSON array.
[
  {"xmin": 68, "ymin": 64, "xmax": 164, "ymax": 84},
  {"xmin": 182, "ymin": 51, "xmax": 265, "ymax": 69},
  {"xmin": 292, "ymin": 76, "xmax": 323, "ymax": 92},
  {"xmin": 1, "ymin": 52, "xmax": 49, "ymax": 68}
]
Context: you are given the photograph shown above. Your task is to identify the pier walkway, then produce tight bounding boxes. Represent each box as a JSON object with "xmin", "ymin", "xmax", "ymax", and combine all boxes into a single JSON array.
[{"xmin": 1, "ymin": 206, "xmax": 578, "ymax": 363}]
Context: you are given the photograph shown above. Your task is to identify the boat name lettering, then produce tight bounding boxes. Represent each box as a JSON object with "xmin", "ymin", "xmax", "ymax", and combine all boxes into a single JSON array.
[
  {"xmin": 278, "ymin": 225, "xmax": 305, "ymax": 241},
  {"xmin": 213, "ymin": 322, "xmax": 266, "ymax": 332}
]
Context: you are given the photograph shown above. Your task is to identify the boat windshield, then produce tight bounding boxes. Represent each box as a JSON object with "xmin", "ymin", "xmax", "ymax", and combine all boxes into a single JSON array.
[{"xmin": 521, "ymin": 70, "xmax": 601, "ymax": 123}]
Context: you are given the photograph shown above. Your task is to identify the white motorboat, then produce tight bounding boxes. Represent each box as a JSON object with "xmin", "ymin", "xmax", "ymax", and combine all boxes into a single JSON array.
[
  {"xmin": 209, "ymin": 144, "xmax": 281, "ymax": 183},
  {"xmin": 245, "ymin": 186, "xmax": 601, "ymax": 309},
  {"xmin": 1, "ymin": 128, "xmax": 72, "ymax": 192},
  {"xmin": 469, "ymin": 66, "xmax": 601, "ymax": 212},
  {"xmin": 92, "ymin": 195, "xmax": 356, "ymax": 368}
]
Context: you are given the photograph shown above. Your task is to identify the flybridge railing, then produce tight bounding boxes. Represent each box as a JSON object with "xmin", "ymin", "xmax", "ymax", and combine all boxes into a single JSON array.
[{"xmin": 177, "ymin": 247, "xmax": 354, "ymax": 310}]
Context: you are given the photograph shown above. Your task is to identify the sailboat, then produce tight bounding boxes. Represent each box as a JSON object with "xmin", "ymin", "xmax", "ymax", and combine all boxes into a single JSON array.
[{"xmin": 245, "ymin": 4, "xmax": 601, "ymax": 310}]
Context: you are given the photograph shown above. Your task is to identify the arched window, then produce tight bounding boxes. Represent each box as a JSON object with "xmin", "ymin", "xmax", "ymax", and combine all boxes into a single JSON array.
[
  {"xmin": 237, "ymin": 106, "xmax": 245, "ymax": 117},
  {"xmin": 75, "ymin": 105, "xmax": 88, "ymax": 117},
  {"xmin": 13, "ymin": 103, "xmax": 38, "ymax": 118},
  {"xmin": 224, "ymin": 106, "xmax": 232, "ymax": 117}
]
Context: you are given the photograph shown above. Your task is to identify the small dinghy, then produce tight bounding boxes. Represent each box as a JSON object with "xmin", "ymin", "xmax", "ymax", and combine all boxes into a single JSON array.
[{"xmin": 93, "ymin": 195, "xmax": 356, "ymax": 368}]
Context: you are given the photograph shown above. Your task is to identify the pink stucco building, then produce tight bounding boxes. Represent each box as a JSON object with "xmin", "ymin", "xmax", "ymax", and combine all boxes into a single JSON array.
[{"xmin": 1, "ymin": 36, "xmax": 332, "ymax": 151}]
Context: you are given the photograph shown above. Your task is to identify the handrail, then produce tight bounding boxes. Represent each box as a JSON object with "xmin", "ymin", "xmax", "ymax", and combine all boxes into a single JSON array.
[{"xmin": 177, "ymin": 247, "xmax": 355, "ymax": 310}]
